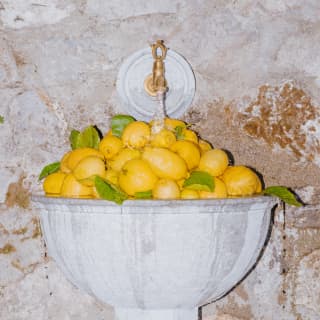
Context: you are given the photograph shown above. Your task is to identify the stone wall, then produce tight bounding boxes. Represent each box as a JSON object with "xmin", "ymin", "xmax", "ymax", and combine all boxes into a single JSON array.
[{"xmin": 0, "ymin": 1, "xmax": 319, "ymax": 319}]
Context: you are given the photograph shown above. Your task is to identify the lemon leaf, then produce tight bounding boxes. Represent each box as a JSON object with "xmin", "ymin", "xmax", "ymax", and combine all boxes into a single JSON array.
[
  {"xmin": 185, "ymin": 184, "xmax": 212, "ymax": 192},
  {"xmin": 77, "ymin": 126, "xmax": 101, "ymax": 149},
  {"xmin": 111, "ymin": 114, "xmax": 136, "ymax": 137},
  {"xmin": 94, "ymin": 176, "xmax": 127, "ymax": 204},
  {"xmin": 39, "ymin": 162, "xmax": 60, "ymax": 180},
  {"xmin": 70, "ymin": 129, "xmax": 80, "ymax": 150},
  {"xmin": 0, "ymin": 115, "xmax": 4, "ymax": 124},
  {"xmin": 263, "ymin": 186, "xmax": 303, "ymax": 207},
  {"xmin": 183, "ymin": 171, "xmax": 215, "ymax": 191},
  {"xmin": 112, "ymin": 185, "xmax": 128, "ymax": 204},
  {"xmin": 175, "ymin": 126, "xmax": 185, "ymax": 140},
  {"xmin": 134, "ymin": 190, "xmax": 153, "ymax": 199},
  {"xmin": 69, "ymin": 126, "xmax": 101, "ymax": 149}
]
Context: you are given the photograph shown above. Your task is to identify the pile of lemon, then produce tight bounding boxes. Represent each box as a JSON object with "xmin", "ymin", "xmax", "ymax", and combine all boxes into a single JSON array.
[{"xmin": 41, "ymin": 115, "xmax": 263, "ymax": 202}]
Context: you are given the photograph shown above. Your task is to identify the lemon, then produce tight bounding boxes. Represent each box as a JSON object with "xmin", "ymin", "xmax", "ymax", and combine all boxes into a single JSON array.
[
  {"xmin": 43, "ymin": 172, "xmax": 66, "ymax": 195},
  {"xmin": 142, "ymin": 147, "xmax": 188, "ymax": 180},
  {"xmin": 45, "ymin": 194, "xmax": 60, "ymax": 198},
  {"xmin": 118, "ymin": 159, "xmax": 158, "ymax": 196},
  {"xmin": 73, "ymin": 156, "xmax": 106, "ymax": 186},
  {"xmin": 108, "ymin": 148, "xmax": 141, "ymax": 172},
  {"xmin": 180, "ymin": 189, "xmax": 199, "ymax": 199},
  {"xmin": 122, "ymin": 121, "xmax": 150, "ymax": 148},
  {"xmin": 198, "ymin": 139, "xmax": 213, "ymax": 154},
  {"xmin": 150, "ymin": 128, "xmax": 176, "ymax": 148},
  {"xmin": 99, "ymin": 135, "xmax": 123, "ymax": 159},
  {"xmin": 150, "ymin": 118, "xmax": 186, "ymax": 131},
  {"xmin": 181, "ymin": 129, "xmax": 198, "ymax": 143},
  {"xmin": 164, "ymin": 118, "xmax": 186, "ymax": 131},
  {"xmin": 92, "ymin": 185, "xmax": 100, "ymax": 199},
  {"xmin": 152, "ymin": 179, "xmax": 180, "ymax": 199},
  {"xmin": 104, "ymin": 169, "xmax": 119, "ymax": 185},
  {"xmin": 177, "ymin": 178, "xmax": 187, "ymax": 190},
  {"xmin": 198, "ymin": 149, "xmax": 229, "ymax": 177},
  {"xmin": 199, "ymin": 177, "xmax": 227, "ymax": 199},
  {"xmin": 170, "ymin": 140, "xmax": 201, "ymax": 170},
  {"xmin": 60, "ymin": 151, "xmax": 72, "ymax": 173},
  {"xmin": 66, "ymin": 148, "xmax": 104, "ymax": 171},
  {"xmin": 60, "ymin": 174, "xmax": 93, "ymax": 198},
  {"xmin": 222, "ymin": 165, "xmax": 262, "ymax": 196}
]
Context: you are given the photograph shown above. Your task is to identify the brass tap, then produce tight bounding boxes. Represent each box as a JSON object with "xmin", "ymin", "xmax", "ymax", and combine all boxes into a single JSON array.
[{"xmin": 144, "ymin": 40, "xmax": 168, "ymax": 96}]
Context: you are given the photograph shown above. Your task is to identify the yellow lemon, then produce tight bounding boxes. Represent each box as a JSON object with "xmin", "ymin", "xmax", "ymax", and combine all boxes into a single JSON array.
[
  {"xmin": 43, "ymin": 172, "xmax": 67, "ymax": 195},
  {"xmin": 170, "ymin": 140, "xmax": 201, "ymax": 170},
  {"xmin": 181, "ymin": 129, "xmax": 198, "ymax": 143},
  {"xmin": 99, "ymin": 135, "xmax": 123, "ymax": 159},
  {"xmin": 150, "ymin": 128, "xmax": 176, "ymax": 148},
  {"xmin": 164, "ymin": 118, "xmax": 186, "ymax": 130},
  {"xmin": 198, "ymin": 149, "xmax": 229, "ymax": 177},
  {"xmin": 152, "ymin": 179, "xmax": 180, "ymax": 199},
  {"xmin": 256, "ymin": 178, "xmax": 262, "ymax": 193},
  {"xmin": 92, "ymin": 185, "xmax": 100, "ymax": 199},
  {"xmin": 150, "ymin": 118, "xmax": 186, "ymax": 131},
  {"xmin": 73, "ymin": 156, "xmax": 106, "ymax": 186},
  {"xmin": 142, "ymin": 147, "xmax": 188, "ymax": 180},
  {"xmin": 60, "ymin": 174, "xmax": 93, "ymax": 198},
  {"xmin": 198, "ymin": 139, "xmax": 213, "ymax": 154},
  {"xmin": 66, "ymin": 148, "xmax": 104, "ymax": 171},
  {"xmin": 104, "ymin": 168, "xmax": 119, "ymax": 185},
  {"xmin": 180, "ymin": 189, "xmax": 199, "ymax": 199},
  {"xmin": 108, "ymin": 148, "xmax": 141, "ymax": 172},
  {"xmin": 199, "ymin": 177, "xmax": 227, "ymax": 199},
  {"xmin": 45, "ymin": 194, "xmax": 60, "ymax": 198},
  {"xmin": 60, "ymin": 151, "xmax": 72, "ymax": 173},
  {"xmin": 118, "ymin": 159, "xmax": 158, "ymax": 196},
  {"xmin": 177, "ymin": 178, "xmax": 186, "ymax": 190},
  {"xmin": 222, "ymin": 165, "xmax": 262, "ymax": 196},
  {"xmin": 121, "ymin": 121, "xmax": 150, "ymax": 148}
]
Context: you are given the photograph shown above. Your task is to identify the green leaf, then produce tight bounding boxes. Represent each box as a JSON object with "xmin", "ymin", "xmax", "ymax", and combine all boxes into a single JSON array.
[
  {"xmin": 70, "ymin": 126, "xmax": 101, "ymax": 149},
  {"xmin": 134, "ymin": 190, "xmax": 153, "ymax": 199},
  {"xmin": 263, "ymin": 186, "xmax": 303, "ymax": 207},
  {"xmin": 183, "ymin": 171, "xmax": 215, "ymax": 192},
  {"xmin": 175, "ymin": 126, "xmax": 185, "ymax": 140},
  {"xmin": 39, "ymin": 162, "xmax": 60, "ymax": 180},
  {"xmin": 77, "ymin": 126, "xmax": 101, "ymax": 149},
  {"xmin": 94, "ymin": 176, "xmax": 127, "ymax": 204},
  {"xmin": 111, "ymin": 114, "xmax": 136, "ymax": 137},
  {"xmin": 0, "ymin": 115, "xmax": 4, "ymax": 124},
  {"xmin": 70, "ymin": 129, "xmax": 80, "ymax": 150}
]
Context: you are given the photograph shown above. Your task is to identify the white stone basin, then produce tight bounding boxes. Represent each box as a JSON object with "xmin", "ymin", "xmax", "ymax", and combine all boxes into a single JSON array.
[{"xmin": 32, "ymin": 196, "xmax": 276, "ymax": 320}]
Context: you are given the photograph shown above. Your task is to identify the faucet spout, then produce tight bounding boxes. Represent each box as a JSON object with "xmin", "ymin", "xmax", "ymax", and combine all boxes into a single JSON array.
[
  {"xmin": 152, "ymin": 60, "xmax": 166, "ymax": 93},
  {"xmin": 144, "ymin": 40, "xmax": 168, "ymax": 96}
]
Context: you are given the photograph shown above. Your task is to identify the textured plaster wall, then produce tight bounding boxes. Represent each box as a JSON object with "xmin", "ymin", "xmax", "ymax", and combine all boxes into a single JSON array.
[{"xmin": 0, "ymin": 1, "xmax": 320, "ymax": 319}]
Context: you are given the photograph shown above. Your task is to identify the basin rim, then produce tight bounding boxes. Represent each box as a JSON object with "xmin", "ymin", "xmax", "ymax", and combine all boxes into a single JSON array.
[{"xmin": 32, "ymin": 194, "xmax": 277, "ymax": 213}]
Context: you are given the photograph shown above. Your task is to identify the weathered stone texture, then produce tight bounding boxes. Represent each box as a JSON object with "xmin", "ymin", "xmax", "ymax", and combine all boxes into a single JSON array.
[
  {"xmin": 295, "ymin": 249, "xmax": 320, "ymax": 318},
  {"xmin": 0, "ymin": 0, "xmax": 320, "ymax": 319}
]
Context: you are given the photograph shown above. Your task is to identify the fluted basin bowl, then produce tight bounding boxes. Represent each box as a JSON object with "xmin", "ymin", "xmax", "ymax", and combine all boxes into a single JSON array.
[{"xmin": 32, "ymin": 195, "xmax": 276, "ymax": 320}]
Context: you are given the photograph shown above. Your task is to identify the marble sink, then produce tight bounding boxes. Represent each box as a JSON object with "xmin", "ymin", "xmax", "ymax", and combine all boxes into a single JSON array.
[{"xmin": 32, "ymin": 196, "xmax": 276, "ymax": 320}]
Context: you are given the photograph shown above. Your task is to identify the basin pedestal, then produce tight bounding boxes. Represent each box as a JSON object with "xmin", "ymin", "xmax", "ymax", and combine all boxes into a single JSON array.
[
  {"xmin": 32, "ymin": 196, "xmax": 276, "ymax": 320},
  {"xmin": 115, "ymin": 308, "xmax": 197, "ymax": 320}
]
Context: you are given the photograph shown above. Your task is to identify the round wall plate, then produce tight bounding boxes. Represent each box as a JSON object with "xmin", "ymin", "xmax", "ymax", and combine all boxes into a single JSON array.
[{"xmin": 116, "ymin": 47, "xmax": 196, "ymax": 121}]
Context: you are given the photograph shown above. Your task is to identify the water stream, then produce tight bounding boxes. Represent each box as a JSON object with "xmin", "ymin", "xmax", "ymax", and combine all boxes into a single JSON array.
[{"xmin": 151, "ymin": 90, "xmax": 166, "ymax": 134}]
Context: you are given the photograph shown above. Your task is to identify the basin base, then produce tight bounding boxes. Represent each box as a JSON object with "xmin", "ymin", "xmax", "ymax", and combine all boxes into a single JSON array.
[{"xmin": 115, "ymin": 308, "xmax": 198, "ymax": 320}]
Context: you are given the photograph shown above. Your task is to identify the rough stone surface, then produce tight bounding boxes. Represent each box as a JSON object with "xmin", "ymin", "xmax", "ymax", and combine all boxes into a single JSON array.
[
  {"xmin": 295, "ymin": 249, "xmax": 320, "ymax": 318},
  {"xmin": 0, "ymin": 0, "xmax": 320, "ymax": 319}
]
